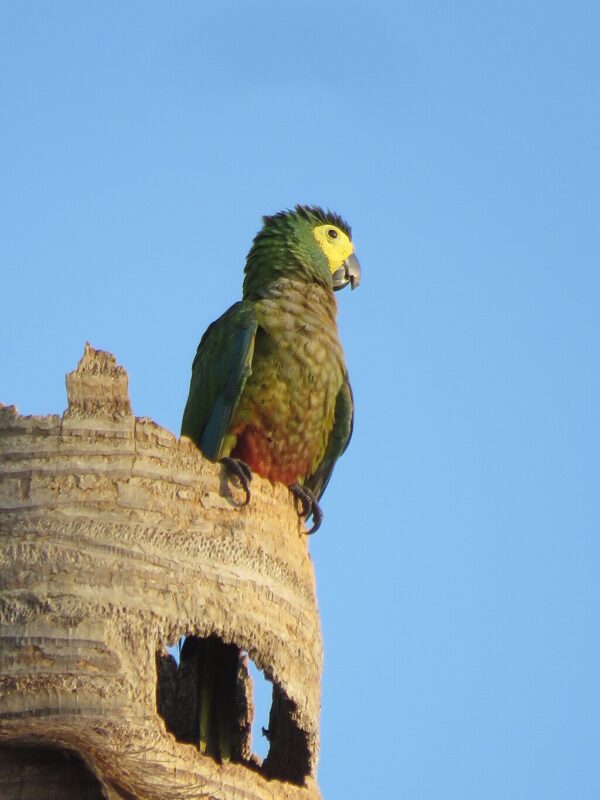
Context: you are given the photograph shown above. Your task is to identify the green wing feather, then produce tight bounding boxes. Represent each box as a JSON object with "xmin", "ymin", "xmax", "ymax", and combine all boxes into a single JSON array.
[
  {"xmin": 304, "ymin": 379, "xmax": 354, "ymax": 500},
  {"xmin": 181, "ymin": 302, "xmax": 258, "ymax": 460}
]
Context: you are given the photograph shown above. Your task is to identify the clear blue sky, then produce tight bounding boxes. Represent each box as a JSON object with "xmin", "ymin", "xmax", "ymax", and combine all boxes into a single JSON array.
[{"xmin": 2, "ymin": 2, "xmax": 599, "ymax": 797}]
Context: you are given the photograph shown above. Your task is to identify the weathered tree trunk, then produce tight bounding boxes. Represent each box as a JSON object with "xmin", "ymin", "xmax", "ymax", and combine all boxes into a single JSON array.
[{"xmin": 0, "ymin": 344, "xmax": 322, "ymax": 800}]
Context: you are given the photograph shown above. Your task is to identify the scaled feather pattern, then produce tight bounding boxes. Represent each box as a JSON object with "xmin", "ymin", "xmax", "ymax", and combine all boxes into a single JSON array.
[{"xmin": 181, "ymin": 205, "xmax": 360, "ymax": 520}]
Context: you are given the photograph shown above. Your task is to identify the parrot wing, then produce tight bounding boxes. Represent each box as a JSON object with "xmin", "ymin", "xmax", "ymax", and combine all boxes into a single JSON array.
[
  {"xmin": 304, "ymin": 378, "xmax": 354, "ymax": 500},
  {"xmin": 181, "ymin": 302, "xmax": 258, "ymax": 460}
]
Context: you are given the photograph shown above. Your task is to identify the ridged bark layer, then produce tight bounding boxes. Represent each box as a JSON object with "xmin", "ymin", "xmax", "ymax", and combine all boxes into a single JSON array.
[{"xmin": 0, "ymin": 344, "xmax": 323, "ymax": 800}]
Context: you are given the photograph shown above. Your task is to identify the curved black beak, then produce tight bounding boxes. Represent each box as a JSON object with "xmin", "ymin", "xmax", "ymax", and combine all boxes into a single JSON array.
[{"xmin": 332, "ymin": 252, "xmax": 362, "ymax": 291}]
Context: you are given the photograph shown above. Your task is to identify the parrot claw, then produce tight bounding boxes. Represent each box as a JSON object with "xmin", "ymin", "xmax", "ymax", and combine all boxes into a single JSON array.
[
  {"xmin": 220, "ymin": 457, "xmax": 252, "ymax": 505},
  {"xmin": 289, "ymin": 484, "xmax": 323, "ymax": 535}
]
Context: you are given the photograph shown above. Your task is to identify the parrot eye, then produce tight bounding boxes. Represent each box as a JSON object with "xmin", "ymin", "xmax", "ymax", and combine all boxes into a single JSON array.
[{"xmin": 327, "ymin": 229, "xmax": 338, "ymax": 239}]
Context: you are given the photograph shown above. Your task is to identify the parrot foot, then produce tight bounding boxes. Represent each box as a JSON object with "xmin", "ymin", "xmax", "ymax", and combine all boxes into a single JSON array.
[
  {"xmin": 220, "ymin": 457, "xmax": 252, "ymax": 505},
  {"xmin": 289, "ymin": 484, "xmax": 323, "ymax": 535}
]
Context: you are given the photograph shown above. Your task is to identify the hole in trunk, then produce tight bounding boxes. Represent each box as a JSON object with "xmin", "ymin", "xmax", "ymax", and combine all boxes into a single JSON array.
[
  {"xmin": 156, "ymin": 634, "xmax": 310, "ymax": 784},
  {"xmin": 0, "ymin": 745, "xmax": 106, "ymax": 800}
]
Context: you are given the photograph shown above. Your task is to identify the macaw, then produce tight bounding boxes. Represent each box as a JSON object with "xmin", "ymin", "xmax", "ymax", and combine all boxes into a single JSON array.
[{"xmin": 182, "ymin": 204, "xmax": 360, "ymax": 536}]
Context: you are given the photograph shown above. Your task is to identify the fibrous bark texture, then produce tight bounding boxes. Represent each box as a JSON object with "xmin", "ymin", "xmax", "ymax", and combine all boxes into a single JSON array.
[{"xmin": 0, "ymin": 343, "xmax": 323, "ymax": 800}]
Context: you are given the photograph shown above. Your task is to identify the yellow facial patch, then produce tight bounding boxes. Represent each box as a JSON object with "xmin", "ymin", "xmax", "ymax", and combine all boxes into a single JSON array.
[{"xmin": 313, "ymin": 224, "xmax": 354, "ymax": 274}]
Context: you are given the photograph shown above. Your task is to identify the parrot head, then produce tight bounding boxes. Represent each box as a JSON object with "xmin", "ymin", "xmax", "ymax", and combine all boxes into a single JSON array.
[{"xmin": 243, "ymin": 205, "xmax": 361, "ymax": 297}]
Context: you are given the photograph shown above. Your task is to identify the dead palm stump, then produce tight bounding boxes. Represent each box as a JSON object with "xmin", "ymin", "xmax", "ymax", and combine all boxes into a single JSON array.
[{"xmin": 0, "ymin": 344, "xmax": 323, "ymax": 800}]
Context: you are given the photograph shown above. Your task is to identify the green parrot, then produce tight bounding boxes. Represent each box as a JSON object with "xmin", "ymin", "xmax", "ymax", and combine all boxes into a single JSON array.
[
  {"xmin": 181, "ymin": 204, "xmax": 360, "ymax": 533},
  {"xmin": 180, "ymin": 205, "xmax": 360, "ymax": 762}
]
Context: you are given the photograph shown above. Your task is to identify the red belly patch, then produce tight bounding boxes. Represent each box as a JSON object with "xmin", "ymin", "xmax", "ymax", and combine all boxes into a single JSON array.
[{"xmin": 231, "ymin": 425, "xmax": 312, "ymax": 486}]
